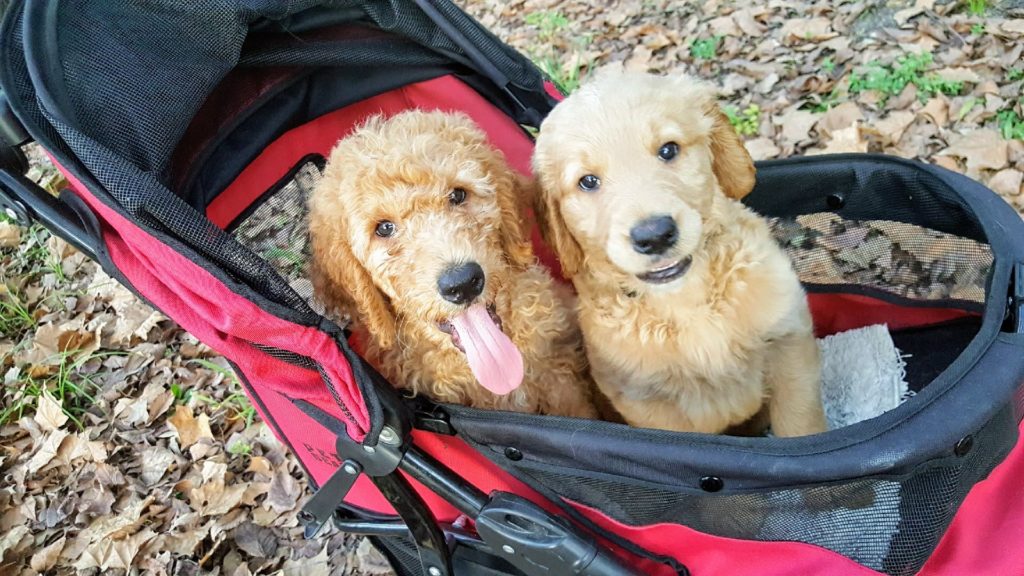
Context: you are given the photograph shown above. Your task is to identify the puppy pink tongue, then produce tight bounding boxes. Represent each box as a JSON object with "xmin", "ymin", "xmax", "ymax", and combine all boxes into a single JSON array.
[{"xmin": 450, "ymin": 304, "xmax": 524, "ymax": 396}]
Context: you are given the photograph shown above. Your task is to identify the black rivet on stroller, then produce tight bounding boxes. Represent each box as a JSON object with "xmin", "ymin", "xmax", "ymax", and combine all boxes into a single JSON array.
[
  {"xmin": 826, "ymin": 193, "xmax": 845, "ymax": 209},
  {"xmin": 955, "ymin": 436, "xmax": 974, "ymax": 457},
  {"xmin": 700, "ymin": 476, "xmax": 724, "ymax": 492},
  {"xmin": 504, "ymin": 446, "xmax": 523, "ymax": 461}
]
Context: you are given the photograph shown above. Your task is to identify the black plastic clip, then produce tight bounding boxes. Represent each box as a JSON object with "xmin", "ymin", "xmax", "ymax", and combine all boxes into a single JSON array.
[
  {"xmin": 476, "ymin": 492, "xmax": 646, "ymax": 576},
  {"xmin": 1004, "ymin": 262, "xmax": 1024, "ymax": 334},
  {"xmin": 409, "ymin": 396, "xmax": 455, "ymax": 436},
  {"xmin": 299, "ymin": 425, "xmax": 406, "ymax": 539}
]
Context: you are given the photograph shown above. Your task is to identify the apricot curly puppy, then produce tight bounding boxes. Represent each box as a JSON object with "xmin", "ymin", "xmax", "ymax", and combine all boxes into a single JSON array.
[
  {"xmin": 309, "ymin": 110, "xmax": 596, "ymax": 418},
  {"xmin": 533, "ymin": 72, "xmax": 825, "ymax": 436}
]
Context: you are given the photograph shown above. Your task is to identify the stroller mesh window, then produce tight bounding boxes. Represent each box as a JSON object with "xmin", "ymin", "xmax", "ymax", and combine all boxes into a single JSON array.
[
  {"xmin": 770, "ymin": 214, "xmax": 991, "ymax": 304},
  {"xmin": 231, "ymin": 157, "xmax": 324, "ymax": 314}
]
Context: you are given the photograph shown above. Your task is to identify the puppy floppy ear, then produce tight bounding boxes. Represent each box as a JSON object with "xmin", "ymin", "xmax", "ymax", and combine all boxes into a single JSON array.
[
  {"xmin": 704, "ymin": 103, "xmax": 757, "ymax": 200},
  {"xmin": 533, "ymin": 184, "xmax": 584, "ymax": 278},
  {"xmin": 493, "ymin": 169, "xmax": 538, "ymax": 270},
  {"xmin": 310, "ymin": 234, "xmax": 398, "ymax": 349},
  {"xmin": 309, "ymin": 160, "xmax": 397, "ymax": 349},
  {"xmin": 310, "ymin": 238, "xmax": 397, "ymax": 349}
]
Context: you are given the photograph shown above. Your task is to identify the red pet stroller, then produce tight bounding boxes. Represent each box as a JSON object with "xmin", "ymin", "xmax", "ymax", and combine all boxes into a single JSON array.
[{"xmin": 2, "ymin": 2, "xmax": 1023, "ymax": 574}]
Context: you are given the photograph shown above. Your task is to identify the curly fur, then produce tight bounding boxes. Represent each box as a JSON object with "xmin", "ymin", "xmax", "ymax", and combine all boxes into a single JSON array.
[
  {"xmin": 309, "ymin": 110, "xmax": 596, "ymax": 417},
  {"xmin": 532, "ymin": 72, "xmax": 825, "ymax": 436}
]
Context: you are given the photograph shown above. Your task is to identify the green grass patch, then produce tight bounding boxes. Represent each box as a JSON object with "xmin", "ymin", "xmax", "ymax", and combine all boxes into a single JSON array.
[
  {"xmin": 690, "ymin": 36, "xmax": 721, "ymax": 60},
  {"xmin": 524, "ymin": 11, "xmax": 569, "ymax": 37},
  {"xmin": 724, "ymin": 104, "xmax": 761, "ymax": 136},
  {"xmin": 809, "ymin": 87, "xmax": 843, "ymax": 113},
  {"xmin": 966, "ymin": 0, "xmax": 987, "ymax": 17},
  {"xmin": 190, "ymin": 358, "xmax": 257, "ymax": 428},
  {"xmin": 227, "ymin": 441, "xmax": 253, "ymax": 457},
  {"xmin": 525, "ymin": 9, "xmax": 592, "ymax": 95},
  {"xmin": 0, "ymin": 349, "xmax": 123, "ymax": 429},
  {"xmin": 957, "ymin": 96, "xmax": 982, "ymax": 121},
  {"xmin": 0, "ymin": 288, "xmax": 35, "ymax": 341},
  {"xmin": 997, "ymin": 109, "xmax": 1024, "ymax": 140},
  {"xmin": 849, "ymin": 53, "xmax": 964, "ymax": 103}
]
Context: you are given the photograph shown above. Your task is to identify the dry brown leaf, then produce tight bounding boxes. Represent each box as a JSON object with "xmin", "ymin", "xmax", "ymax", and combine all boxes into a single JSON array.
[
  {"xmin": 51, "ymin": 433, "xmax": 103, "ymax": 469},
  {"xmin": 1009, "ymin": 141, "xmax": 1024, "ymax": 167},
  {"xmin": 872, "ymin": 111, "xmax": 916, "ymax": 144},
  {"xmin": 0, "ymin": 221, "xmax": 21, "ymax": 247},
  {"xmin": 777, "ymin": 109, "xmax": 821, "ymax": 144},
  {"xmin": 281, "ymin": 541, "xmax": 330, "ymax": 576},
  {"xmin": 894, "ymin": 7, "xmax": 926, "ymax": 27},
  {"xmin": 809, "ymin": 125, "xmax": 868, "ymax": 155},
  {"xmin": 27, "ymin": 429, "xmax": 69, "ymax": 474},
  {"xmin": 920, "ymin": 98, "xmax": 949, "ymax": 127},
  {"xmin": 233, "ymin": 522, "xmax": 278, "ymax": 558},
  {"xmin": 0, "ymin": 525, "xmax": 30, "ymax": 561},
  {"xmin": 624, "ymin": 45, "xmax": 652, "ymax": 71},
  {"xmin": 837, "ymin": 235, "xmax": 893, "ymax": 268},
  {"xmin": 940, "ymin": 129, "xmax": 1009, "ymax": 178},
  {"xmin": 1000, "ymin": 20, "xmax": 1024, "ymax": 36},
  {"xmin": 34, "ymin": 391, "xmax": 69, "ymax": 432},
  {"xmin": 74, "ymin": 528, "xmax": 156, "ymax": 571},
  {"xmin": 167, "ymin": 404, "xmax": 213, "ymax": 449},
  {"xmin": 816, "ymin": 102, "xmax": 863, "ymax": 138},
  {"xmin": 744, "ymin": 137, "xmax": 781, "ymax": 160},
  {"xmin": 247, "ymin": 456, "xmax": 274, "ymax": 479},
  {"xmin": 779, "ymin": 18, "xmax": 837, "ymax": 45},
  {"xmin": 821, "ymin": 227, "xmax": 870, "ymax": 252},
  {"xmin": 190, "ymin": 461, "xmax": 249, "ymax": 517},
  {"xmin": 988, "ymin": 169, "xmax": 1023, "ymax": 198},
  {"xmin": 732, "ymin": 9, "xmax": 766, "ymax": 37},
  {"xmin": 139, "ymin": 446, "xmax": 177, "ymax": 486},
  {"xmin": 707, "ymin": 15, "xmax": 741, "ymax": 37},
  {"xmin": 354, "ymin": 537, "xmax": 395, "ymax": 575},
  {"xmin": 30, "ymin": 536, "xmax": 67, "ymax": 572},
  {"xmin": 79, "ymin": 496, "xmax": 153, "ymax": 543},
  {"xmin": 266, "ymin": 470, "xmax": 302, "ymax": 513},
  {"xmin": 932, "ymin": 155, "xmax": 962, "ymax": 173},
  {"xmin": 935, "ymin": 67, "xmax": 981, "ymax": 83},
  {"xmin": 113, "ymin": 395, "xmax": 150, "ymax": 427},
  {"xmin": 191, "ymin": 481, "xmax": 248, "ymax": 517}
]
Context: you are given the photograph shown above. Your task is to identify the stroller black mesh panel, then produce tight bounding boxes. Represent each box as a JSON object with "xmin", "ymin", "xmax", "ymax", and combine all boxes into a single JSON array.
[
  {"xmin": 230, "ymin": 157, "xmax": 323, "ymax": 309},
  {"xmin": 773, "ymin": 214, "xmax": 990, "ymax": 304}
]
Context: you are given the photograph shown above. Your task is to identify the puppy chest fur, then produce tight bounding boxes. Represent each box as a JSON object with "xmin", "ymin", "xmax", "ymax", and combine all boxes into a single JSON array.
[{"xmin": 577, "ymin": 198, "xmax": 806, "ymax": 432}]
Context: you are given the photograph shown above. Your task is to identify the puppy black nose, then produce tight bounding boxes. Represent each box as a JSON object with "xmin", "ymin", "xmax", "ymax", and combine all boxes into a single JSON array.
[
  {"xmin": 630, "ymin": 215, "xmax": 679, "ymax": 255},
  {"xmin": 438, "ymin": 262, "xmax": 485, "ymax": 305}
]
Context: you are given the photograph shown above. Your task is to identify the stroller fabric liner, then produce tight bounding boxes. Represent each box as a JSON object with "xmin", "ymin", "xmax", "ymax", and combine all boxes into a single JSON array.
[{"xmin": 1, "ymin": 1, "xmax": 1023, "ymax": 575}]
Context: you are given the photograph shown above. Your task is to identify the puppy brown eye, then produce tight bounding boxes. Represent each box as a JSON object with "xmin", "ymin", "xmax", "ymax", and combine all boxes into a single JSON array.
[
  {"xmin": 658, "ymin": 142, "xmax": 679, "ymax": 161},
  {"xmin": 449, "ymin": 188, "xmax": 467, "ymax": 205},
  {"xmin": 578, "ymin": 174, "xmax": 601, "ymax": 192},
  {"xmin": 375, "ymin": 220, "xmax": 396, "ymax": 238}
]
